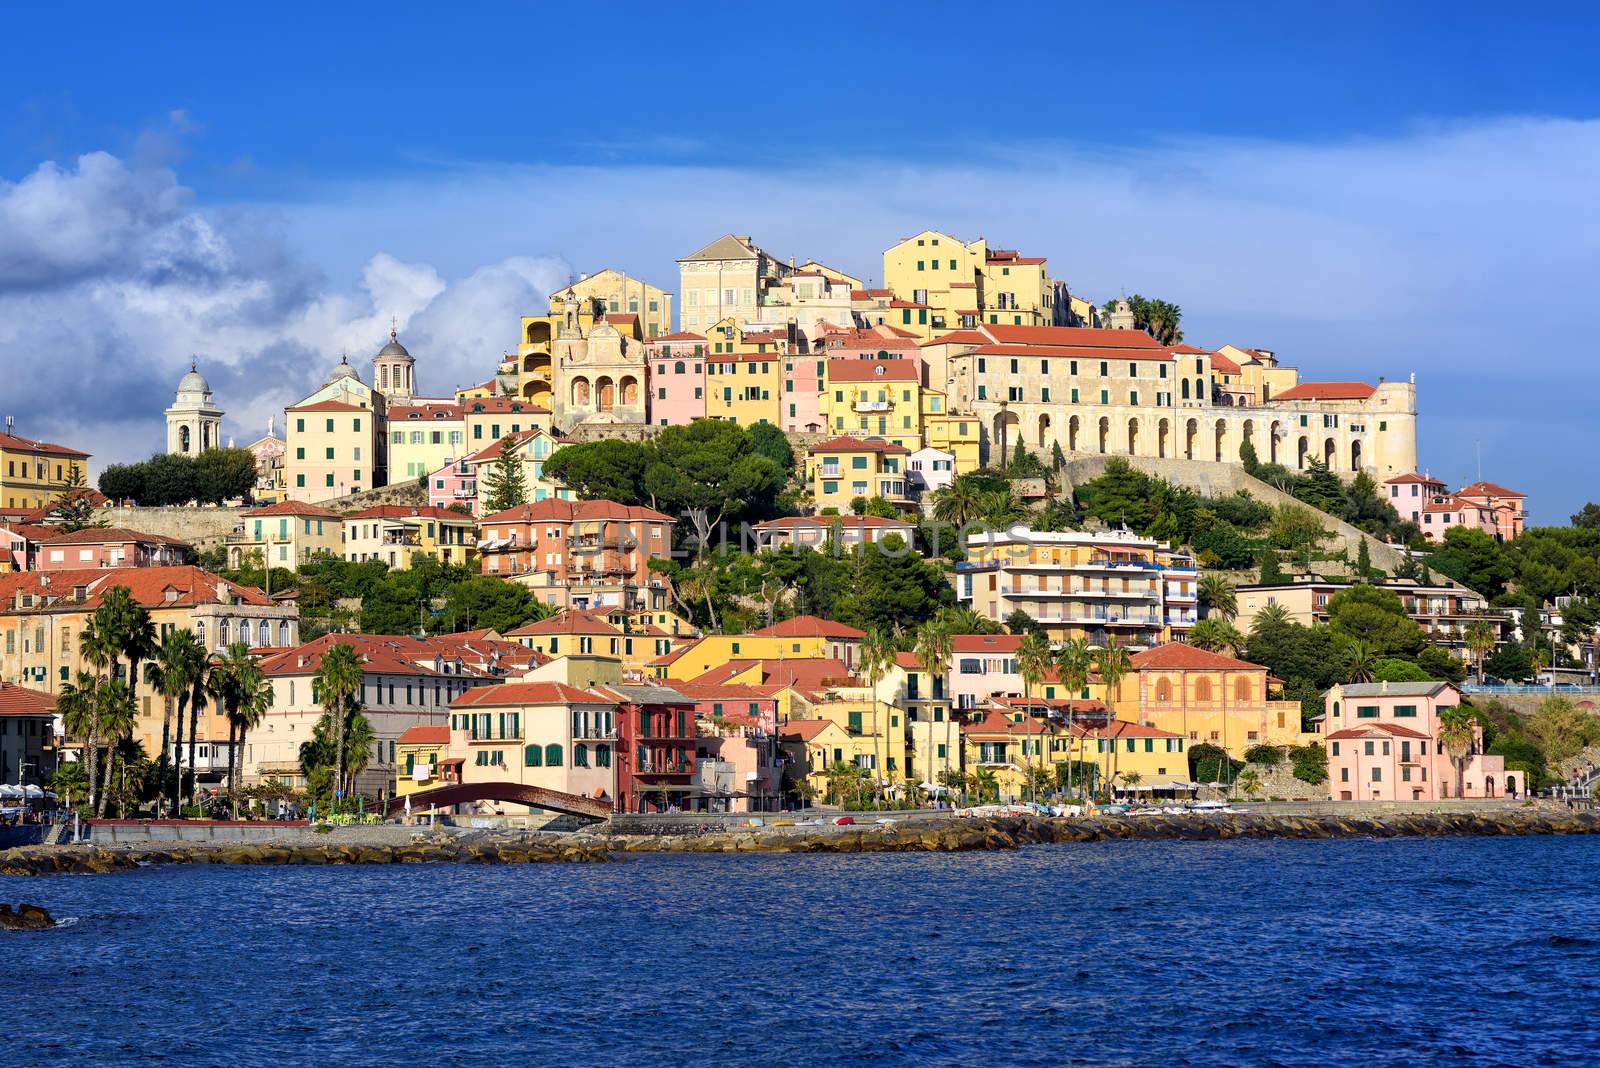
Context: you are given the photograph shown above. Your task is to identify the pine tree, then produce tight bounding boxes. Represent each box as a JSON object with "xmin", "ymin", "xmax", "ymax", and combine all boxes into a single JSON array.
[
  {"xmin": 1258, "ymin": 548, "xmax": 1287, "ymax": 585},
  {"xmin": 1050, "ymin": 441, "xmax": 1067, "ymax": 470},
  {"xmin": 1239, "ymin": 438, "xmax": 1260, "ymax": 476},
  {"xmin": 481, "ymin": 436, "xmax": 528, "ymax": 513},
  {"xmin": 46, "ymin": 465, "xmax": 104, "ymax": 532},
  {"xmin": 1354, "ymin": 538, "xmax": 1372, "ymax": 581}
]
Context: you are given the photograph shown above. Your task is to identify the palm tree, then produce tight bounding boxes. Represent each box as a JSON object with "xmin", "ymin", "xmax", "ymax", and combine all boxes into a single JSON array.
[
  {"xmin": 1016, "ymin": 632, "xmax": 1053, "ymax": 803},
  {"xmin": 1198, "ymin": 574, "xmax": 1237, "ymax": 622},
  {"xmin": 913, "ymin": 619, "xmax": 953, "ymax": 799},
  {"xmin": 1463, "ymin": 619, "xmax": 1496, "ymax": 683},
  {"xmin": 314, "ymin": 642, "xmax": 364, "ymax": 810},
  {"xmin": 932, "ymin": 477, "xmax": 984, "ymax": 529},
  {"xmin": 1343, "ymin": 640, "xmax": 1377, "ymax": 684},
  {"xmin": 1189, "ymin": 618, "xmax": 1246, "ymax": 656},
  {"xmin": 149, "ymin": 628, "xmax": 206, "ymax": 816},
  {"xmin": 57, "ymin": 672, "xmax": 102, "ymax": 815},
  {"xmin": 208, "ymin": 642, "xmax": 261, "ymax": 810},
  {"xmin": 185, "ymin": 653, "xmax": 213, "ymax": 810},
  {"xmin": 1095, "ymin": 638, "xmax": 1133, "ymax": 799},
  {"xmin": 1438, "ymin": 706, "xmax": 1477, "ymax": 799},
  {"xmin": 1055, "ymin": 638, "xmax": 1094, "ymax": 796},
  {"xmin": 94, "ymin": 680, "xmax": 137, "ymax": 817},
  {"xmin": 229, "ymin": 660, "xmax": 274, "ymax": 817},
  {"xmin": 1249, "ymin": 602, "xmax": 1292, "ymax": 633},
  {"xmin": 859, "ymin": 627, "xmax": 898, "ymax": 803}
]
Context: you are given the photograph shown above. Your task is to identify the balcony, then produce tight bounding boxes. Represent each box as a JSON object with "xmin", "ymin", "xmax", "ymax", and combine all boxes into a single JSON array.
[
  {"xmin": 852, "ymin": 399, "xmax": 893, "ymax": 413},
  {"xmin": 382, "ymin": 532, "xmax": 422, "ymax": 547},
  {"xmin": 818, "ymin": 465, "xmax": 843, "ymax": 480},
  {"xmin": 452, "ymin": 487, "xmax": 477, "ymax": 499}
]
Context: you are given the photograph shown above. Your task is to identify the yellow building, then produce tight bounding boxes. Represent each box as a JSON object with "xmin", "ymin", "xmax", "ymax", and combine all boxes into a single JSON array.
[
  {"xmin": 1075, "ymin": 720, "xmax": 1189, "ymax": 789},
  {"xmin": 650, "ymin": 616, "xmax": 864, "ymax": 681},
  {"xmin": 820, "ymin": 357, "xmax": 923, "ymax": 450},
  {"xmin": 677, "ymin": 234, "xmax": 791, "ymax": 334},
  {"xmin": 804, "ymin": 687, "xmax": 907, "ymax": 787},
  {"xmin": 549, "ymin": 268, "xmax": 673, "ymax": 339},
  {"xmin": 387, "ymin": 401, "xmax": 466, "ymax": 481},
  {"xmin": 506, "ymin": 608, "xmax": 665, "ymax": 679},
  {"xmin": 882, "ymin": 230, "xmax": 1060, "ymax": 338},
  {"xmin": 223, "ymin": 501, "xmax": 344, "ymax": 571},
  {"xmin": 706, "ymin": 354, "xmax": 782, "ymax": 426},
  {"xmin": 0, "ymin": 431, "xmax": 89, "ymax": 512},
  {"xmin": 394, "ymin": 724, "xmax": 456, "ymax": 800},
  {"xmin": 920, "ymin": 392, "xmax": 983, "ymax": 473},
  {"xmin": 343, "ymin": 506, "xmax": 477, "ymax": 569},
  {"xmin": 805, "ymin": 436, "xmax": 912, "ymax": 514},
  {"xmin": 462, "ymin": 396, "xmax": 553, "ymax": 454},
  {"xmin": 454, "ymin": 379, "xmax": 500, "ymax": 402},
  {"xmin": 284, "ymin": 358, "xmax": 380, "ymax": 502},
  {"xmin": 1108, "ymin": 643, "xmax": 1315, "ymax": 756},
  {"xmin": 779, "ymin": 718, "xmax": 877, "ymax": 802},
  {"xmin": 960, "ymin": 707, "xmax": 1058, "ymax": 801}
]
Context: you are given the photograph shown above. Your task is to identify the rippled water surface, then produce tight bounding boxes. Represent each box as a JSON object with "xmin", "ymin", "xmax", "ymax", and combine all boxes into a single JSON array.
[{"xmin": 7, "ymin": 836, "xmax": 1600, "ymax": 1066}]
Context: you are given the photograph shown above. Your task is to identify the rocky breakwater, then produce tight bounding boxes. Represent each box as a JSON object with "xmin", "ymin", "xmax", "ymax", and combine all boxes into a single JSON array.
[
  {"xmin": 602, "ymin": 807, "xmax": 1600, "ymax": 854},
  {"xmin": 0, "ymin": 902, "xmax": 56, "ymax": 929},
  {"xmin": 0, "ymin": 836, "xmax": 611, "ymax": 876}
]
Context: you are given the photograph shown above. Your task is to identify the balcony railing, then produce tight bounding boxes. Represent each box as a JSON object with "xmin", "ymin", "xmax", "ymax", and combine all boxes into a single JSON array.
[
  {"xmin": 852, "ymin": 399, "xmax": 893, "ymax": 413},
  {"xmin": 382, "ymin": 533, "xmax": 422, "ymax": 546}
]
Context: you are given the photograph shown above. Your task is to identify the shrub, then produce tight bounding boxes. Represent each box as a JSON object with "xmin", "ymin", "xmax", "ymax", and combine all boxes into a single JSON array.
[
  {"xmin": 1244, "ymin": 744, "xmax": 1285, "ymax": 767},
  {"xmin": 1289, "ymin": 743, "xmax": 1328, "ymax": 784}
]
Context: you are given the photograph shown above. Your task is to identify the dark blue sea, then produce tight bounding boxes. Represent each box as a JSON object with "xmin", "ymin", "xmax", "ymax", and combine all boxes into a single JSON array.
[{"xmin": 6, "ymin": 836, "xmax": 1600, "ymax": 1066}]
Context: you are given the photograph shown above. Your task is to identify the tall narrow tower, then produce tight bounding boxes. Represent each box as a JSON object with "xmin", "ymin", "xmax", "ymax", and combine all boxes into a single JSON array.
[
  {"xmin": 372, "ymin": 323, "xmax": 416, "ymax": 400},
  {"xmin": 165, "ymin": 360, "xmax": 225, "ymax": 455}
]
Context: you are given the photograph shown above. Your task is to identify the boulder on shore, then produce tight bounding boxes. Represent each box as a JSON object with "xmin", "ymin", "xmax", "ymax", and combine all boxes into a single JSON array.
[{"xmin": 0, "ymin": 903, "xmax": 55, "ymax": 930}]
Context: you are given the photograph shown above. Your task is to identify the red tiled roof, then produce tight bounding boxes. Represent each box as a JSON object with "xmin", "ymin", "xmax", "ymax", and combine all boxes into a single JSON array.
[
  {"xmin": 1131, "ymin": 643, "xmax": 1265, "ymax": 671},
  {"xmin": 259, "ymin": 635, "xmax": 450, "ymax": 678},
  {"xmin": 397, "ymin": 725, "xmax": 450, "ymax": 745},
  {"xmin": 37, "ymin": 527, "xmax": 188, "ymax": 546},
  {"xmin": 962, "ymin": 708, "xmax": 1051, "ymax": 736},
  {"xmin": 506, "ymin": 608, "xmax": 620, "ymax": 637},
  {"xmin": 451, "ymin": 681, "xmax": 611, "ymax": 707},
  {"xmin": 388, "ymin": 402, "xmax": 464, "ymax": 421},
  {"xmin": 807, "ymin": 436, "xmax": 909, "ymax": 455},
  {"xmin": 0, "ymin": 565, "xmax": 273, "ymax": 610},
  {"xmin": 286, "ymin": 400, "xmax": 367, "ymax": 413},
  {"xmin": 245, "ymin": 501, "xmax": 342, "ymax": 518},
  {"xmin": 826, "ymin": 359, "xmax": 919, "ymax": 382},
  {"xmin": 983, "ymin": 324, "xmax": 1165, "ymax": 349},
  {"xmin": 343, "ymin": 505, "xmax": 474, "ymax": 522},
  {"xmin": 950, "ymin": 634, "xmax": 1023, "ymax": 654},
  {"xmin": 0, "ymin": 431, "xmax": 88, "ymax": 458},
  {"xmin": 464, "ymin": 427, "xmax": 547, "ymax": 463},
  {"xmin": 1073, "ymin": 718, "xmax": 1178, "ymax": 739},
  {"xmin": 1209, "ymin": 352, "xmax": 1242, "ymax": 374},
  {"xmin": 462, "ymin": 397, "xmax": 551, "ymax": 414},
  {"xmin": 1385, "ymin": 473, "xmax": 1447, "ymax": 486},
  {"xmin": 650, "ymin": 331, "xmax": 707, "ymax": 342},
  {"xmin": 969, "ymin": 343, "xmax": 1174, "ymax": 363},
  {"xmin": 0, "ymin": 681, "xmax": 55, "ymax": 716},
  {"xmin": 1326, "ymin": 723, "xmax": 1431, "ymax": 740},
  {"xmin": 1270, "ymin": 381, "xmax": 1377, "ymax": 402},
  {"xmin": 1456, "ymin": 480, "xmax": 1524, "ymax": 498},
  {"xmin": 479, "ymin": 499, "xmax": 672, "ymax": 524},
  {"xmin": 749, "ymin": 615, "xmax": 867, "ymax": 640},
  {"xmin": 779, "ymin": 718, "xmax": 839, "ymax": 742}
]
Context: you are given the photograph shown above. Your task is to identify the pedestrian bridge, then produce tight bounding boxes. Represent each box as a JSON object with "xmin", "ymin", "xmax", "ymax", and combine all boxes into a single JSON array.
[{"xmin": 385, "ymin": 781, "xmax": 613, "ymax": 821}]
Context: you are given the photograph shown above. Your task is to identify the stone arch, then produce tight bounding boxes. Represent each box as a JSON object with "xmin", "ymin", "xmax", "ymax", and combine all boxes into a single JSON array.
[
  {"xmin": 524, "ymin": 380, "xmax": 552, "ymax": 406},
  {"xmin": 1351, "ymin": 439, "xmax": 1363, "ymax": 471},
  {"xmin": 1214, "ymin": 418, "xmax": 1228, "ymax": 462},
  {"xmin": 571, "ymin": 376, "xmax": 591, "ymax": 407},
  {"xmin": 1323, "ymin": 437, "xmax": 1337, "ymax": 469},
  {"xmin": 1296, "ymin": 436, "xmax": 1309, "ymax": 469},
  {"xmin": 596, "ymin": 376, "xmax": 616, "ymax": 411},
  {"xmin": 526, "ymin": 321, "xmax": 552, "ymax": 346},
  {"xmin": 620, "ymin": 376, "xmax": 639, "ymax": 407},
  {"xmin": 1158, "ymin": 417, "xmax": 1170, "ymax": 459},
  {"xmin": 1068, "ymin": 415, "xmax": 1081, "ymax": 452},
  {"xmin": 1184, "ymin": 418, "xmax": 1198, "ymax": 460},
  {"xmin": 1127, "ymin": 417, "xmax": 1140, "ymax": 456},
  {"xmin": 1269, "ymin": 421, "xmax": 1282, "ymax": 464},
  {"xmin": 1241, "ymin": 419, "xmax": 1255, "ymax": 462},
  {"xmin": 1038, "ymin": 413, "xmax": 1052, "ymax": 448},
  {"xmin": 1097, "ymin": 416, "xmax": 1110, "ymax": 454},
  {"xmin": 179, "ymin": 425, "xmax": 191, "ymax": 452}
]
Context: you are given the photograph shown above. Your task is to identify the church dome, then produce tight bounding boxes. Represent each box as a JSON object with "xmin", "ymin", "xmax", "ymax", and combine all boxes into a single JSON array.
[
  {"xmin": 324, "ymin": 355, "xmax": 361, "ymax": 386},
  {"xmin": 376, "ymin": 326, "xmax": 413, "ymax": 360},
  {"xmin": 178, "ymin": 366, "xmax": 210, "ymax": 394}
]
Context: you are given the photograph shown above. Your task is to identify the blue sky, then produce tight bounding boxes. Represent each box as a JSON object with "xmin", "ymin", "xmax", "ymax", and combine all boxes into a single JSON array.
[{"xmin": 2, "ymin": 4, "xmax": 1598, "ymax": 520}]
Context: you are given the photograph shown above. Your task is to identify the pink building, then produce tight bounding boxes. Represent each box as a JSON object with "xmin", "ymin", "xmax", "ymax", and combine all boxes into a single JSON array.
[
  {"xmin": 751, "ymin": 514, "xmax": 916, "ymax": 550},
  {"xmin": 426, "ymin": 457, "xmax": 478, "ymax": 515},
  {"xmin": 1322, "ymin": 681, "xmax": 1516, "ymax": 801},
  {"xmin": 949, "ymin": 634, "xmax": 1025, "ymax": 711},
  {"xmin": 1384, "ymin": 473, "xmax": 1448, "ymax": 525},
  {"xmin": 782, "ymin": 351, "xmax": 826, "ymax": 432},
  {"xmin": 645, "ymin": 332, "xmax": 707, "ymax": 426},
  {"xmin": 36, "ymin": 527, "xmax": 188, "ymax": 570},
  {"xmin": 1388, "ymin": 473, "xmax": 1527, "ymax": 543},
  {"xmin": 693, "ymin": 724, "xmax": 783, "ymax": 812}
]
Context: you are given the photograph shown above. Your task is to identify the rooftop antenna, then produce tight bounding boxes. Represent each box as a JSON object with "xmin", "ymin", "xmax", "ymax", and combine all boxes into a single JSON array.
[
  {"xmin": 1476, "ymin": 440, "xmax": 1482, "ymax": 483},
  {"xmin": 4, "ymin": 416, "xmax": 13, "ymax": 435}
]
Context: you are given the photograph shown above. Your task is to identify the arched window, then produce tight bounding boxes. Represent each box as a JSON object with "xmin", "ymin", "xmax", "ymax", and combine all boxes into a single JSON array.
[
  {"xmin": 524, "ymin": 744, "xmax": 542, "ymax": 767},
  {"xmin": 1234, "ymin": 677, "xmax": 1251, "ymax": 703},
  {"xmin": 674, "ymin": 361, "xmax": 685, "ymax": 374},
  {"xmin": 596, "ymin": 744, "xmax": 612, "ymax": 767},
  {"xmin": 1195, "ymin": 677, "xmax": 1213, "ymax": 702},
  {"xmin": 196, "ymin": 620, "xmax": 206, "ymax": 647},
  {"xmin": 1181, "ymin": 379, "xmax": 1190, "ymax": 400},
  {"xmin": 278, "ymin": 621, "xmax": 290, "ymax": 646},
  {"xmin": 1331, "ymin": 701, "xmax": 1340, "ymax": 719},
  {"xmin": 258, "ymin": 620, "xmax": 271, "ymax": 646},
  {"xmin": 1155, "ymin": 678, "xmax": 1173, "ymax": 703},
  {"xmin": 219, "ymin": 619, "xmax": 230, "ymax": 646},
  {"xmin": 179, "ymin": 425, "xmax": 191, "ymax": 452},
  {"xmin": 545, "ymin": 743, "xmax": 563, "ymax": 767}
]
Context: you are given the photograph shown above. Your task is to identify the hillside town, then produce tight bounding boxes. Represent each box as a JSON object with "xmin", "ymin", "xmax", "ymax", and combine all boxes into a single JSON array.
[{"xmin": 3, "ymin": 230, "xmax": 1595, "ymax": 825}]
